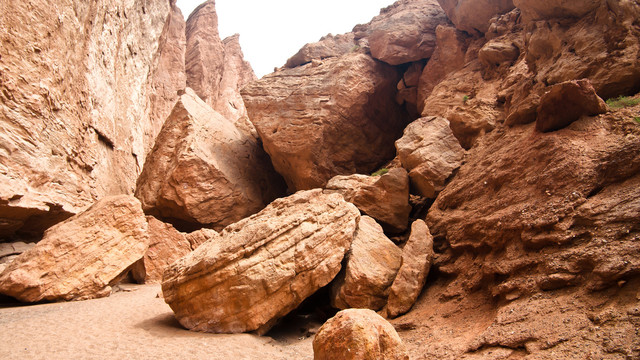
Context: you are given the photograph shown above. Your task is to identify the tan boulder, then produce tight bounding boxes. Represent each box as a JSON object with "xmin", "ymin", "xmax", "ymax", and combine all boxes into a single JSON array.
[
  {"xmin": 514, "ymin": 0, "xmax": 602, "ymax": 21},
  {"xmin": 135, "ymin": 88, "xmax": 285, "ymax": 230},
  {"xmin": 313, "ymin": 309, "xmax": 409, "ymax": 360},
  {"xmin": 331, "ymin": 216, "xmax": 402, "ymax": 311},
  {"xmin": 535, "ymin": 79, "xmax": 607, "ymax": 132},
  {"xmin": 436, "ymin": 0, "xmax": 515, "ymax": 34},
  {"xmin": 0, "ymin": 195, "xmax": 148, "ymax": 302},
  {"xmin": 242, "ymin": 53, "xmax": 408, "ymax": 191},
  {"xmin": 325, "ymin": 168, "xmax": 411, "ymax": 233},
  {"xmin": 285, "ymin": 33, "xmax": 357, "ymax": 68},
  {"xmin": 387, "ymin": 220, "xmax": 435, "ymax": 318},
  {"xmin": 184, "ymin": 228, "xmax": 219, "ymax": 250},
  {"xmin": 131, "ymin": 217, "xmax": 192, "ymax": 284},
  {"xmin": 478, "ymin": 38, "xmax": 520, "ymax": 68},
  {"xmin": 395, "ymin": 117, "xmax": 465, "ymax": 198},
  {"xmin": 162, "ymin": 189, "xmax": 360, "ymax": 334}
]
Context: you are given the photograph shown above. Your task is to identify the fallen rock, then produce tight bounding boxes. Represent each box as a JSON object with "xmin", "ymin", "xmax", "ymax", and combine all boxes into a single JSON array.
[
  {"xmin": 131, "ymin": 217, "xmax": 191, "ymax": 284},
  {"xmin": 313, "ymin": 308, "xmax": 409, "ymax": 360},
  {"xmin": 285, "ymin": 33, "xmax": 356, "ymax": 68},
  {"xmin": 242, "ymin": 53, "xmax": 408, "ymax": 191},
  {"xmin": 0, "ymin": 195, "xmax": 148, "ymax": 302},
  {"xmin": 162, "ymin": 189, "xmax": 360, "ymax": 334},
  {"xmin": 325, "ymin": 168, "xmax": 411, "ymax": 233},
  {"xmin": 331, "ymin": 216, "xmax": 402, "ymax": 311},
  {"xmin": 395, "ymin": 117, "xmax": 465, "ymax": 198},
  {"xmin": 386, "ymin": 220, "xmax": 434, "ymax": 318},
  {"xmin": 535, "ymin": 79, "xmax": 607, "ymax": 132},
  {"xmin": 436, "ymin": 0, "xmax": 515, "ymax": 34},
  {"xmin": 514, "ymin": 0, "xmax": 602, "ymax": 21},
  {"xmin": 135, "ymin": 88, "xmax": 285, "ymax": 230},
  {"xmin": 478, "ymin": 38, "xmax": 520, "ymax": 68}
]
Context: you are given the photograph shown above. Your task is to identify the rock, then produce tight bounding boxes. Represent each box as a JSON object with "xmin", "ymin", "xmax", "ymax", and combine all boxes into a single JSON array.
[
  {"xmin": 135, "ymin": 88, "xmax": 285, "ymax": 230},
  {"xmin": 162, "ymin": 189, "xmax": 360, "ymax": 334},
  {"xmin": 131, "ymin": 217, "xmax": 192, "ymax": 284},
  {"xmin": 184, "ymin": 228, "xmax": 219, "ymax": 250},
  {"xmin": 535, "ymin": 79, "xmax": 607, "ymax": 132},
  {"xmin": 0, "ymin": 0, "xmax": 173, "ymax": 239},
  {"xmin": 0, "ymin": 195, "xmax": 148, "ymax": 302},
  {"xmin": 396, "ymin": 61, "xmax": 426, "ymax": 117},
  {"xmin": 478, "ymin": 38, "xmax": 520, "ymax": 68},
  {"xmin": 0, "ymin": 242, "xmax": 34, "ymax": 260},
  {"xmin": 363, "ymin": 0, "xmax": 448, "ymax": 65},
  {"xmin": 436, "ymin": 0, "xmax": 515, "ymax": 34},
  {"xmin": 417, "ymin": 25, "xmax": 471, "ymax": 113},
  {"xmin": 386, "ymin": 220, "xmax": 434, "ymax": 318},
  {"xmin": 325, "ymin": 168, "xmax": 411, "ymax": 233},
  {"xmin": 242, "ymin": 53, "xmax": 409, "ymax": 191},
  {"xmin": 285, "ymin": 33, "xmax": 356, "ymax": 68},
  {"xmin": 395, "ymin": 117, "xmax": 465, "ymax": 198},
  {"xmin": 331, "ymin": 216, "xmax": 402, "ymax": 311},
  {"xmin": 514, "ymin": 0, "xmax": 602, "ymax": 21},
  {"xmin": 313, "ymin": 309, "xmax": 409, "ymax": 360}
]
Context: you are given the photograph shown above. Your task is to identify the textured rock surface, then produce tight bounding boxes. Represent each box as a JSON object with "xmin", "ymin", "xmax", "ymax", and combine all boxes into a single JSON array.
[
  {"xmin": 325, "ymin": 168, "xmax": 411, "ymax": 233},
  {"xmin": 313, "ymin": 309, "xmax": 409, "ymax": 360},
  {"xmin": 331, "ymin": 216, "xmax": 402, "ymax": 311},
  {"xmin": 386, "ymin": 220, "xmax": 434, "ymax": 318},
  {"xmin": 436, "ymin": 0, "xmax": 515, "ymax": 34},
  {"xmin": 0, "ymin": 0, "xmax": 172, "ymax": 239},
  {"xmin": 162, "ymin": 190, "xmax": 360, "ymax": 334},
  {"xmin": 135, "ymin": 88, "xmax": 284, "ymax": 230},
  {"xmin": 536, "ymin": 79, "xmax": 607, "ymax": 132},
  {"xmin": 514, "ymin": 0, "xmax": 602, "ymax": 21},
  {"xmin": 131, "ymin": 217, "xmax": 191, "ymax": 284},
  {"xmin": 242, "ymin": 53, "xmax": 408, "ymax": 191},
  {"xmin": 362, "ymin": 0, "xmax": 448, "ymax": 65},
  {"xmin": 0, "ymin": 195, "xmax": 148, "ymax": 302},
  {"xmin": 395, "ymin": 117, "xmax": 465, "ymax": 198},
  {"xmin": 285, "ymin": 33, "xmax": 356, "ymax": 69}
]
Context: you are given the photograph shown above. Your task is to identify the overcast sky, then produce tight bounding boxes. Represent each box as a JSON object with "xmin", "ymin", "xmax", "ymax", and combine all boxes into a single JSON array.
[{"xmin": 176, "ymin": 0, "xmax": 396, "ymax": 77}]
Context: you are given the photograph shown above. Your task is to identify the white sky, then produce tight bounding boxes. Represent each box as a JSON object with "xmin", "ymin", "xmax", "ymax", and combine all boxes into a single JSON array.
[{"xmin": 176, "ymin": 0, "xmax": 396, "ymax": 78}]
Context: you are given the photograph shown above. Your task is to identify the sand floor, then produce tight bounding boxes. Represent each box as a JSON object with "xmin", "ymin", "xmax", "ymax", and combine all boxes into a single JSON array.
[{"xmin": 0, "ymin": 284, "xmax": 314, "ymax": 360}]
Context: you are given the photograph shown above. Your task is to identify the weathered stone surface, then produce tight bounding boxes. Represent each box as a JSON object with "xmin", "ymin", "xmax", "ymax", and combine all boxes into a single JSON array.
[
  {"xmin": 162, "ymin": 189, "xmax": 360, "ymax": 334},
  {"xmin": 478, "ymin": 38, "xmax": 520, "ymax": 68},
  {"xmin": 331, "ymin": 216, "xmax": 402, "ymax": 311},
  {"xmin": 242, "ymin": 53, "xmax": 408, "ymax": 191},
  {"xmin": 395, "ymin": 117, "xmax": 465, "ymax": 198},
  {"xmin": 514, "ymin": 0, "xmax": 602, "ymax": 21},
  {"xmin": 313, "ymin": 309, "xmax": 409, "ymax": 360},
  {"xmin": 184, "ymin": 228, "xmax": 219, "ymax": 250},
  {"xmin": 0, "ymin": 195, "xmax": 148, "ymax": 302},
  {"xmin": 535, "ymin": 79, "xmax": 607, "ymax": 132},
  {"xmin": 0, "ymin": 0, "xmax": 172, "ymax": 239},
  {"xmin": 396, "ymin": 61, "xmax": 426, "ymax": 117},
  {"xmin": 131, "ymin": 217, "xmax": 191, "ymax": 284},
  {"xmin": 362, "ymin": 0, "xmax": 448, "ymax": 65},
  {"xmin": 135, "ymin": 88, "xmax": 285, "ymax": 230},
  {"xmin": 285, "ymin": 33, "xmax": 357, "ymax": 69},
  {"xmin": 436, "ymin": 0, "xmax": 515, "ymax": 34},
  {"xmin": 325, "ymin": 168, "xmax": 411, "ymax": 233},
  {"xmin": 0, "ymin": 242, "xmax": 35, "ymax": 273},
  {"xmin": 387, "ymin": 220, "xmax": 434, "ymax": 318}
]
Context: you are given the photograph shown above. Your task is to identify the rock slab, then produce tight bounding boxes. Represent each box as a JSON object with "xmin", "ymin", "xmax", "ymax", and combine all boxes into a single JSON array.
[
  {"xmin": 162, "ymin": 189, "xmax": 360, "ymax": 334},
  {"xmin": 0, "ymin": 195, "xmax": 148, "ymax": 302}
]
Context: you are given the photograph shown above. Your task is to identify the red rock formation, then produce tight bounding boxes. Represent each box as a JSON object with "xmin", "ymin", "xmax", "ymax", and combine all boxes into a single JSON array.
[
  {"xmin": 285, "ymin": 33, "xmax": 357, "ymax": 69},
  {"xmin": 437, "ymin": 0, "xmax": 515, "ymax": 34}
]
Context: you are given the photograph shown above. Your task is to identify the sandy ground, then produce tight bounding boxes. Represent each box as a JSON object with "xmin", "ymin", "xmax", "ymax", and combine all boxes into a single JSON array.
[{"xmin": 0, "ymin": 284, "xmax": 315, "ymax": 360}]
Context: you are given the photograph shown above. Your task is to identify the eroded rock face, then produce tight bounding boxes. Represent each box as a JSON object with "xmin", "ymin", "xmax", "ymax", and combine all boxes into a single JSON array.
[
  {"xmin": 135, "ymin": 88, "xmax": 285, "ymax": 230},
  {"xmin": 242, "ymin": 53, "xmax": 408, "ymax": 191},
  {"xmin": 285, "ymin": 33, "xmax": 357, "ymax": 69},
  {"xmin": 0, "ymin": 0, "xmax": 173, "ymax": 239},
  {"xmin": 0, "ymin": 195, "xmax": 148, "ymax": 302},
  {"xmin": 162, "ymin": 190, "xmax": 360, "ymax": 334},
  {"xmin": 395, "ymin": 117, "xmax": 465, "ymax": 198},
  {"xmin": 386, "ymin": 220, "xmax": 434, "ymax": 318},
  {"xmin": 514, "ymin": 0, "xmax": 602, "ymax": 21},
  {"xmin": 313, "ymin": 309, "xmax": 409, "ymax": 360},
  {"xmin": 535, "ymin": 79, "xmax": 607, "ymax": 132},
  {"xmin": 331, "ymin": 216, "xmax": 402, "ymax": 311},
  {"xmin": 437, "ymin": 0, "xmax": 515, "ymax": 34},
  {"xmin": 325, "ymin": 168, "xmax": 411, "ymax": 233},
  {"xmin": 131, "ymin": 217, "xmax": 191, "ymax": 284}
]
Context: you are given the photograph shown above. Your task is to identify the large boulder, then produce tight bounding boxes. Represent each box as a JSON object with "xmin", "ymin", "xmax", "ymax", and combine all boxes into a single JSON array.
[
  {"xmin": 313, "ymin": 309, "xmax": 409, "ymax": 360},
  {"xmin": 242, "ymin": 53, "xmax": 409, "ymax": 191},
  {"xmin": 162, "ymin": 189, "xmax": 360, "ymax": 334},
  {"xmin": 395, "ymin": 117, "xmax": 465, "ymax": 198},
  {"xmin": 0, "ymin": 0, "xmax": 174, "ymax": 240},
  {"xmin": 386, "ymin": 220, "xmax": 435, "ymax": 318},
  {"xmin": 0, "ymin": 195, "xmax": 148, "ymax": 302},
  {"xmin": 285, "ymin": 33, "xmax": 357, "ymax": 69},
  {"xmin": 325, "ymin": 168, "xmax": 411, "ymax": 233},
  {"xmin": 436, "ymin": 0, "xmax": 515, "ymax": 34},
  {"xmin": 135, "ymin": 88, "xmax": 284, "ymax": 230},
  {"xmin": 331, "ymin": 216, "xmax": 402, "ymax": 311}
]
